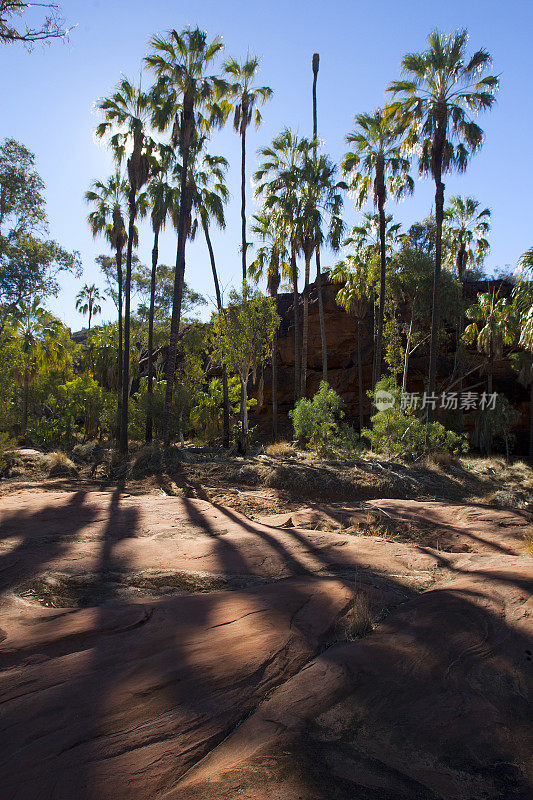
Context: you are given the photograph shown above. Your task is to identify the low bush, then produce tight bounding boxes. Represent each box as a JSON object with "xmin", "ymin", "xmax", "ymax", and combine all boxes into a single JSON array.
[
  {"xmin": 290, "ymin": 381, "xmax": 359, "ymax": 457},
  {"xmin": 265, "ymin": 441, "xmax": 296, "ymax": 458}
]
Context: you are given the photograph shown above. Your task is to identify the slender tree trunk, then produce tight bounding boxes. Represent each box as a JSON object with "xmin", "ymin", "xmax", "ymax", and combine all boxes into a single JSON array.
[
  {"xmin": 291, "ymin": 246, "xmax": 301, "ymax": 402},
  {"xmin": 402, "ymin": 314, "xmax": 413, "ymax": 393},
  {"xmin": 428, "ymin": 142, "xmax": 445, "ymax": 422},
  {"xmin": 116, "ymin": 246, "xmax": 123, "ymax": 444},
  {"xmin": 21, "ymin": 371, "xmax": 29, "ymax": 435},
  {"xmin": 88, "ymin": 308, "xmax": 92, "ymax": 333},
  {"xmin": 312, "ymin": 53, "xmax": 327, "ymax": 382},
  {"xmin": 371, "ymin": 286, "xmax": 378, "ymax": 387},
  {"xmin": 120, "ymin": 188, "xmax": 136, "ymax": 456},
  {"xmin": 272, "ymin": 291, "xmax": 278, "ymax": 440},
  {"xmin": 375, "ymin": 193, "xmax": 386, "ymax": 385},
  {"xmin": 240, "ymin": 126, "xmax": 247, "ymax": 287},
  {"xmin": 486, "ymin": 357, "xmax": 493, "ymax": 456},
  {"xmin": 529, "ymin": 381, "xmax": 533, "ymax": 463},
  {"xmin": 357, "ymin": 318, "xmax": 363, "ymax": 433},
  {"xmin": 239, "ymin": 375, "xmax": 249, "ymax": 455},
  {"xmin": 145, "ymin": 225, "xmax": 159, "ymax": 443},
  {"xmin": 301, "ymin": 254, "xmax": 311, "ymax": 397},
  {"xmin": 162, "ymin": 93, "xmax": 194, "ymax": 447},
  {"xmin": 316, "ymin": 249, "xmax": 328, "ymax": 381},
  {"xmin": 203, "ymin": 218, "xmax": 230, "ymax": 448}
]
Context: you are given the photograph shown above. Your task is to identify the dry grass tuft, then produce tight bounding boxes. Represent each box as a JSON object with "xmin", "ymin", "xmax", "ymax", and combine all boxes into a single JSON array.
[
  {"xmin": 344, "ymin": 592, "xmax": 378, "ymax": 639},
  {"xmin": 265, "ymin": 441, "xmax": 296, "ymax": 458},
  {"xmin": 46, "ymin": 451, "xmax": 78, "ymax": 478},
  {"xmin": 421, "ymin": 451, "xmax": 458, "ymax": 470},
  {"xmin": 524, "ymin": 529, "xmax": 533, "ymax": 555}
]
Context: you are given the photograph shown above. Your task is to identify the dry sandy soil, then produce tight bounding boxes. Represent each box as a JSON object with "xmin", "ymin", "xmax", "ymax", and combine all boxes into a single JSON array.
[{"xmin": 0, "ymin": 448, "xmax": 532, "ymax": 799}]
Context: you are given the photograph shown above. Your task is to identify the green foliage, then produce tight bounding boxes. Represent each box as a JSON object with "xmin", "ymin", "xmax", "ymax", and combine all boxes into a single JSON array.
[
  {"xmin": 471, "ymin": 395, "xmax": 521, "ymax": 462},
  {"xmin": 363, "ymin": 378, "xmax": 468, "ymax": 457},
  {"xmin": 189, "ymin": 376, "xmax": 252, "ymax": 445},
  {"xmin": 290, "ymin": 381, "xmax": 357, "ymax": 456},
  {"xmin": 0, "ymin": 430, "xmax": 16, "ymax": 475}
]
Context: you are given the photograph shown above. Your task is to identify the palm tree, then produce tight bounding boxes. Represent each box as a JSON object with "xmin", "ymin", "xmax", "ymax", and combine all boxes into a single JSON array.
[
  {"xmin": 342, "ymin": 108, "xmax": 413, "ymax": 385},
  {"xmin": 388, "ymin": 29, "xmax": 499, "ymax": 418},
  {"xmin": 250, "ymin": 208, "xmax": 290, "ymax": 439},
  {"xmin": 444, "ymin": 195, "xmax": 491, "ymax": 430},
  {"xmin": 295, "ymin": 150, "xmax": 345, "ymax": 396},
  {"xmin": 85, "ymin": 170, "xmax": 129, "ymax": 440},
  {"xmin": 224, "ymin": 55, "xmax": 272, "ymax": 286},
  {"xmin": 331, "ymin": 256, "xmax": 372, "ymax": 432},
  {"xmin": 75, "ymin": 284, "xmax": 103, "ymax": 333},
  {"xmin": 311, "ymin": 51, "xmax": 329, "ymax": 383},
  {"xmin": 254, "ymin": 129, "xmax": 308, "ymax": 402},
  {"xmin": 96, "ymin": 77, "xmax": 152, "ymax": 454},
  {"xmin": 463, "ymin": 290, "xmax": 516, "ymax": 454},
  {"xmin": 144, "ymin": 148, "xmax": 176, "ymax": 443},
  {"xmin": 344, "ymin": 212, "xmax": 402, "ymax": 385},
  {"xmin": 145, "ymin": 27, "xmax": 226, "ymax": 446},
  {"xmin": 513, "ymin": 249, "xmax": 533, "ymax": 461},
  {"xmin": 189, "ymin": 148, "xmax": 231, "ymax": 447},
  {"xmin": 13, "ymin": 298, "xmax": 65, "ymax": 435}
]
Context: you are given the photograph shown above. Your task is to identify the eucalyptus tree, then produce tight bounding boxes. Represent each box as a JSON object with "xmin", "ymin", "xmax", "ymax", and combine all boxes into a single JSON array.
[
  {"xmin": 189, "ymin": 147, "xmax": 231, "ymax": 447},
  {"xmin": 145, "ymin": 26, "xmax": 227, "ymax": 446},
  {"xmin": 144, "ymin": 147, "xmax": 176, "ymax": 443},
  {"xmin": 388, "ymin": 29, "xmax": 499, "ymax": 417},
  {"xmin": 96, "ymin": 77, "xmax": 152, "ymax": 454},
  {"xmin": 296, "ymin": 150, "xmax": 345, "ymax": 395},
  {"xmin": 342, "ymin": 108, "xmax": 412, "ymax": 384},
  {"xmin": 85, "ymin": 170, "xmax": 130, "ymax": 438},
  {"xmin": 250, "ymin": 208, "xmax": 290, "ymax": 438},
  {"xmin": 254, "ymin": 129, "xmax": 308, "ymax": 401},
  {"xmin": 224, "ymin": 55, "xmax": 272, "ymax": 286},
  {"xmin": 75, "ymin": 284, "xmax": 103, "ymax": 332}
]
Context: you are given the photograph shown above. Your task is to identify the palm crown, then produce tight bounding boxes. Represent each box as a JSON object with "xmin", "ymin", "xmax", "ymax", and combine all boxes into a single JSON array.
[
  {"xmin": 443, "ymin": 195, "xmax": 490, "ymax": 280},
  {"xmin": 342, "ymin": 109, "xmax": 413, "ymax": 207},
  {"xmin": 224, "ymin": 55, "xmax": 272, "ymax": 133},
  {"xmin": 85, "ymin": 170, "xmax": 131, "ymax": 252},
  {"xmin": 387, "ymin": 29, "xmax": 499, "ymax": 177}
]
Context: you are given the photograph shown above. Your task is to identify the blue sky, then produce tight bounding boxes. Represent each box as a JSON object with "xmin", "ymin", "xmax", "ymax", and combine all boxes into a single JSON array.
[{"xmin": 1, "ymin": 0, "xmax": 531, "ymax": 329}]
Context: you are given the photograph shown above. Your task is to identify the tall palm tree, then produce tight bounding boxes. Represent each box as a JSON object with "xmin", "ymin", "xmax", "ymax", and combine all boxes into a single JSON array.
[
  {"xmin": 189, "ymin": 148, "xmax": 231, "ymax": 447},
  {"xmin": 311, "ymin": 52, "xmax": 329, "ymax": 382},
  {"xmin": 145, "ymin": 27, "xmax": 226, "ymax": 446},
  {"xmin": 75, "ymin": 283, "xmax": 103, "ymax": 332},
  {"xmin": 144, "ymin": 148, "xmax": 176, "ymax": 443},
  {"xmin": 250, "ymin": 208, "xmax": 290, "ymax": 439},
  {"xmin": 224, "ymin": 55, "xmax": 272, "ymax": 286},
  {"xmin": 331, "ymin": 256, "xmax": 372, "ymax": 432},
  {"xmin": 85, "ymin": 170, "xmax": 129, "ymax": 440},
  {"xmin": 344, "ymin": 212, "xmax": 402, "ymax": 385},
  {"xmin": 296, "ymin": 151, "xmax": 345, "ymax": 395},
  {"xmin": 463, "ymin": 290, "xmax": 516, "ymax": 454},
  {"xmin": 444, "ymin": 195, "xmax": 491, "ymax": 430},
  {"xmin": 388, "ymin": 29, "xmax": 499, "ymax": 418},
  {"xmin": 514, "ymin": 249, "xmax": 533, "ymax": 461},
  {"xmin": 342, "ymin": 108, "xmax": 412, "ymax": 385},
  {"xmin": 254, "ymin": 129, "xmax": 308, "ymax": 402},
  {"xmin": 96, "ymin": 77, "xmax": 152, "ymax": 454}
]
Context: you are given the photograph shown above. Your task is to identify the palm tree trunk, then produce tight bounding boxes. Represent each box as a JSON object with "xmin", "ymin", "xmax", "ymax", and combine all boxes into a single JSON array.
[
  {"xmin": 272, "ymin": 294, "xmax": 278, "ymax": 440},
  {"xmin": 301, "ymin": 254, "xmax": 311, "ymax": 396},
  {"xmin": 240, "ymin": 126, "xmax": 247, "ymax": 287},
  {"xmin": 120, "ymin": 188, "xmax": 136, "ymax": 455},
  {"xmin": 115, "ymin": 246, "xmax": 123, "ymax": 444},
  {"xmin": 428, "ymin": 139, "xmax": 445, "ymax": 422},
  {"xmin": 88, "ymin": 307, "xmax": 92, "ymax": 333},
  {"xmin": 529, "ymin": 380, "xmax": 533, "ymax": 463},
  {"xmin": 239, "ymin": 375, "xmax": 249, "ymax": 455},
  {"xmin": 375, "ymin": 194, "xmax": 386, "ymax": 385},
  {"xmin": 145, "ymin": 225, "xmax": 159, "ymax": 443},
  {"xmin": 316, "ymin": 249, "xmax": 328, "ymax": 381},
  {"xmin": 162, "ymin": 91, "xmax": 194, "ymax": 447},
  {"xmin": 357, "ymin": 318, "xmax": 363, "ymax": 433},
  {"xmin": 291, "ymin": 246, "xmax": 301, "ymax": 402},
  {"xmin": 203, "ymin": 218, "xmax": 230, "ymax": 448},
  {"xmin": 486, "ymin": 357, "xmax": 493, "ymax": 456}
]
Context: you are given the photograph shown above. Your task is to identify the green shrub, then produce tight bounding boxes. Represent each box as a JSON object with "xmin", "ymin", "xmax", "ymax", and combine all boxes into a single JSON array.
[
  {"xmin": 363, "ymin": 377, "xmax": 468, "ymax": 457},
  {"xmin": 0, "ymin": 431, "xmax": 16, "ymax": 476},
  {"xmin": 290, "ymin": 381, "xmax": 357, "ymax": 456}
]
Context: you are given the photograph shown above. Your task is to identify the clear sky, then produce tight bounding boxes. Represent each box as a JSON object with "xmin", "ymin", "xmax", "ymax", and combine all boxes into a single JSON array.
[{"xmin": 1, "ymin": 0, "xmax": 531, "ymax": 330}]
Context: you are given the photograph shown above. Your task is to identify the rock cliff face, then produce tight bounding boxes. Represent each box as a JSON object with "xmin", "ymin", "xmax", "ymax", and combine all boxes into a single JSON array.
[{"xmin": 250, "ymin": 276, "xmax": 530, "ymax": 444}]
